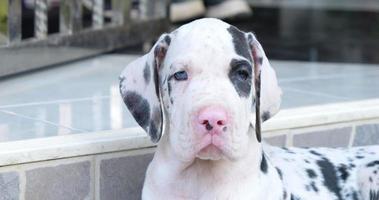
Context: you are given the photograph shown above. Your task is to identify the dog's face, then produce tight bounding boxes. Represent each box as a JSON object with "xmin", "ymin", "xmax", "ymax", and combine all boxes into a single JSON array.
[{"xmin": 120, "ymin": 18, "xmax": 281, "ymax": 162}]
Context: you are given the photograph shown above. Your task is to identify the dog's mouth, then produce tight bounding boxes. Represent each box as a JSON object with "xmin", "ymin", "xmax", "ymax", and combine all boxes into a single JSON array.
[
  {"xmin": 195, "ymin": 135, "xmax": 225, "ymax": 160},
  {"xmin": 196, "ymin": 144, "xmax": 223, "ymax": 160}
]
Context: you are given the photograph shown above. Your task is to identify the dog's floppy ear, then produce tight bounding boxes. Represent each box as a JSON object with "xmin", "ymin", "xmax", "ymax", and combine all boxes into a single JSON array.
[
  {"xmin": 246, "ymin": 33, "xmax": 282, "ymax": 141},
  {"xmin": 119, "ymin": 34, "xmax": 171, "ymax": 143}
]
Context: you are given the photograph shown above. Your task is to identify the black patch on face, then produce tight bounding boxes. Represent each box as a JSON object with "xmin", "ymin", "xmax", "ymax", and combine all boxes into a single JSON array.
[
  {"xmin": 227, "ymin": 26, "xmax": 252, "ymax": 62},
  {"xmin": 143, "ymin": 63, "xmax": 151, "ymax": 84},
  {"xmin": 306, "ymin": 169, "xmax": 317, "ymax": 179},
  {"xmin": 228, "ymin": 59, "xmax": 252, "ymax": 98},
  {"xmin": 337, "ymin": 164, "xmax": 349, "ymax": 182},
  {"xmin": 123, "ymin": 91, "xmax": 150, "ymax": 129},
  {"xmin": 260, "ymin": 154, "xmax": 268, "ymax": 174},
  {"xmin": 261, "ymin": 111, "xmax": 271, "ymax": 122},
  {"xmin": 367, "ymin": 160, "xmax": 379, "ymax": 167},
  {"xmin": 316, "ymin": 158, "xmax": 343, "ymax": 200}
]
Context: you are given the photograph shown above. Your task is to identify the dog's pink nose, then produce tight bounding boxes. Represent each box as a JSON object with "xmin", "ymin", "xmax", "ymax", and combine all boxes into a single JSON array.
[{"xmin": 197, "ymin": 106, "xmax": 228, "ymax": 134}]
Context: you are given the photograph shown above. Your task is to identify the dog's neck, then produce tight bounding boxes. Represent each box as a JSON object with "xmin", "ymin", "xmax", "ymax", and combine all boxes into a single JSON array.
[{"xmin": 143, "ymin": 135, "xmax": 283, "ymax": 199}]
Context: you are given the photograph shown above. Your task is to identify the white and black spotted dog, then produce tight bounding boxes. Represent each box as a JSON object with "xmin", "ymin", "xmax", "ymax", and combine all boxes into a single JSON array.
[{"xmin": 119, "ymin": 18, "xmax": 379, "ymax": 200}]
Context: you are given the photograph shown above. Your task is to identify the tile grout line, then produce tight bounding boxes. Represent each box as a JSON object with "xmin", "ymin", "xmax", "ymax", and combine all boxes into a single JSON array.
[
  {"xmin": 282, "ymin": 87, "xmax": 349, "ymax": 100},
  {"xmin": 0, "ymin": 109, "xmax": 89, "ymax": 133},
  {"xmin": 0, "ymin": 96, "xmax": 110, "ymax": 109},
  {"xmin": 349, "ymin": 124, "xmax": 357, "ymax": 148},
  {"xmin": 278, "ymin": 71, "xmax": 379, "ymax": 83}
]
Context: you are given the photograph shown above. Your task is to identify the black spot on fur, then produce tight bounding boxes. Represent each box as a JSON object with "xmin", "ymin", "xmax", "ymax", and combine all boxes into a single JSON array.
[
  {"xmin": 123, "ymin": 92, "xmax": 150, "ymax": 129},
  {"xmin": 258, "ymin": 57, "xmax": 263, "ymax": 65},
  {"xmin": 261, "ymin": 111, "xmax": 270, "ymax": 122},
  {"xmin": 290, "ymin": 194, "xmax": 302, "ymax": 200},
  {"xmin": 275, "ymin": 167, "xmax": 283, "ymax": 180},
  {"xmin": 352, "ymin": 191, "xmax": 359, "ymax": 200},
  {"xmin": 149, "ymin": 107, "xmax": 162, "ymax": 143},
  {"xmin": 370, "ymin": 190, "xmax": 379, "ymax": 200},
  {"xmin": 227, "ymin": 26, "xmax": 252, "ymax": 62},
  {"xmin": 310, "ymin": 150, "xmax": 323, "ymax": 157},
  {"xmin": 367, "ymin": 160, "xmax": 379, "ymax": 167},
  {"xmin": 283, "ymin": 190, "xmax": 288, "ymax": 200},
  {"xmin": 168, "ymin": 81, "xmax": 172, "ymax": 97},
  {"xmin": 164, "ymin": 35, "xmax": 171, "ymax": 45},
  {"xmin": 153, "ymin": 63, "xmax": 160, "ymax": 99},
  {"xmin": 306, "ymin": 169, "xmax": 317, "ymax": 179},
  {"xmin": 356, "ymin": 155, "xmax": 365, "ymax": 159},
  {"xmin": 337, "ymin": 164, "xmax": 349, "ymax": 182},
  {"xmin": 143, "ymin": 63, "xmax": 151, "ymax": 84},
  {"xmin": 310, "ymin": 181, "xmax": 319, "ymax": 192},
  {"xmin": 260, "ymin": 154, "xmax": 268, "ymax": 174},
  {"xmin": 282, "ymin": 147, "xmax": 296, "ymax": 154},
  {"xmin": 149, "ymin": 120, "xmax": 158, "ymax": 142},
  {"xmin": 317, "ymin": 158, "xmax": 343, "ymax": 200},
  {"xmin": 228, "ymin": 59, "xmax": 252, "ymax": 98},
  {"xmin": 254, "ymin": 70, "xmax": 262, "ymax": 143}
]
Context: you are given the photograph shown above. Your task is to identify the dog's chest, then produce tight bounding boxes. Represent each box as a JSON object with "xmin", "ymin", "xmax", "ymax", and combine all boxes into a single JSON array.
[{"xmin": 265, "ymin": 145, "xmax": 379, "ymax": 200}]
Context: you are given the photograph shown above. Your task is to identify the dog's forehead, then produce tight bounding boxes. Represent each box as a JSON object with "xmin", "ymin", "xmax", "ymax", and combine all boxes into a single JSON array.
[{"xmin": 166, "ymin": 19, "xmax": 246, "ymax": 71}]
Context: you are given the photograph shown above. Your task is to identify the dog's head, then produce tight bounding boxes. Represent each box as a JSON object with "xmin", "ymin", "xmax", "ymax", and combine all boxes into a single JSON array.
[{"xmin": 120, "ymin": 18, "xmax": 281, "ymax": 162}]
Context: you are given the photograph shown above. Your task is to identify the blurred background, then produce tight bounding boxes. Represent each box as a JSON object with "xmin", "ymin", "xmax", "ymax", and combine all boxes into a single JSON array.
[
  {"xmin": 1, "ymin": 0, "xmax": 379, "ymax": 141},
  {"xmin": 0, "ymin": 1, "xmax": 379, "ymax": 199}
]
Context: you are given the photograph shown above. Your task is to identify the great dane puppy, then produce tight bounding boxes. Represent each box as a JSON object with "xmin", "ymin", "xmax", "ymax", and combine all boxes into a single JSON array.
[{"xmin": 119, "ymin": 18, "xmax": 379, "ymax": 200}]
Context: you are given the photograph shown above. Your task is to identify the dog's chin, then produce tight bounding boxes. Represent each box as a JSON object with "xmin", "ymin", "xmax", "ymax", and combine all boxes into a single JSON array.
[{"xmin": 196, "ymin": 145, "xmax": 224, "ymax": 160}]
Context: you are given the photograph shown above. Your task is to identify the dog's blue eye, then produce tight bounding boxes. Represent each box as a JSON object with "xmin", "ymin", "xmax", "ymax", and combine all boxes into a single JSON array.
[
  {"xmin": 173, "ymin": 71, "xmax": 188, "ymax": 81},
  {"xmin": 236, "ymin": 68, "xmax": 250, "ymax": 81}
]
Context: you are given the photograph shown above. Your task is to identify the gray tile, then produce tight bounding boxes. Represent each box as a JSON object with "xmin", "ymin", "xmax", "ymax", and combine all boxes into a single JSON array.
[
  {"xmin": 0, "ymin": 172, "xmax": 19, "ymax": 200},
  {"xmin": 100, "ymin": 153, "xmax": 154, "ymax": 200},
  {"xmin": 0, "ymin": 55, "xmax": 140, "ymax": 142},
  {"xmin": 25, "ymin": 161, "xmax": 91, "ymax": 200},
  {"xmin": 353, "ymin": 124, "xmax": 379, "ymax": 146},
  {"xmin": 264, "ymin": 135, "xmax": 287, "ymax": 147},
  {"xmin": 293, "ymin": 127, "xmax": 352, "ymax": 148}
]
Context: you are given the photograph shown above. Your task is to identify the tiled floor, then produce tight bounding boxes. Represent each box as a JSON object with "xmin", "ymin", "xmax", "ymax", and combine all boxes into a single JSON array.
[{"xmin": 1, "ymin": 54, "xmax": 379, "ymax": 142}]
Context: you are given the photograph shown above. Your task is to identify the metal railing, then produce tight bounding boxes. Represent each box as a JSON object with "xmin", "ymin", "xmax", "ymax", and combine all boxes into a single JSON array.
[{"xmin": 0, "ymin": 0, "xmax": 169, "ymax": 77}]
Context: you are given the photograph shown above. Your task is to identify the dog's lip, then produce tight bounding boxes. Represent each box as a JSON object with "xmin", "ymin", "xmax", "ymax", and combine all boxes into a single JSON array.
[{"xmin": 197, "ymin": 134, "xmax": 224, "ymax": 151}]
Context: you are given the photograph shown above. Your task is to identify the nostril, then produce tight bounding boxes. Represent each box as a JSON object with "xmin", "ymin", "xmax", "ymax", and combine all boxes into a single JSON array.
[
  {"xmin": 202, "ymin": 120, "xmax": 209, "ymax": 125},
  {"xmin": 205, "ymin": 123, "xmax": 213, "ymax": 131},
  {"xmin": 217, "ymin": 120, "xmax": 224, "ymax": 126}
]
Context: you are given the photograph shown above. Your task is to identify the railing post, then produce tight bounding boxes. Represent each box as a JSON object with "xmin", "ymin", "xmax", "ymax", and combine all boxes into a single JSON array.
[
  {"xmin": 111, "ymin": 0, "xmax": 130, "ymax": 26},
  {"xmin": 60, "ymin": 0, "xmax": 83, "ymax": 34},
  {"xmin": 2, "ymin": 0, "xmax": 22, "ymax": 45},
  {"xmin": 93, "ymin": 0, "xmax": 104, "ymax": 29},
  {"xmin": 35, "ymin": 0, "xmax": 48, "ymax": 39}
]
